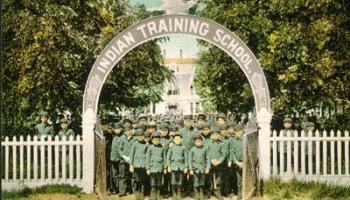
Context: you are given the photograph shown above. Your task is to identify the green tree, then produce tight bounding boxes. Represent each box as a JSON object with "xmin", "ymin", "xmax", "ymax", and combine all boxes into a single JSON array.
[
  {"xmin": 194, "ymin": 0, "xmax": 350, "ymax": 115},
  {"xmin": 1, "ymin": 0, "xmax": 171, "ymax": 136}
]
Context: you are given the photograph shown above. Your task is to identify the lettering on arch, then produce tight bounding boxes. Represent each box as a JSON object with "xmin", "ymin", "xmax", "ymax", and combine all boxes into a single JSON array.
[{"xmin": 83, "ymin": 14, "xmax": 271, "ymax": 115}]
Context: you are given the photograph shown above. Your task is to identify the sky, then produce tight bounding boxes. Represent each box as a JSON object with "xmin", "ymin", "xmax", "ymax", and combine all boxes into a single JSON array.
[{"xmin": 128, "ymin": 0, "xmax": 199, "ymax": 58}]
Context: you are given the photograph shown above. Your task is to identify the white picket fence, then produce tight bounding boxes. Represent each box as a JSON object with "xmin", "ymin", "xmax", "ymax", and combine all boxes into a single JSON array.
[
  {"xmin": 270, "ymin": 130, "xmax": 350, "ymax": 185},
  {"xmin": 1, "ymin": 135, "xmax": 84, "ymax": 190}
]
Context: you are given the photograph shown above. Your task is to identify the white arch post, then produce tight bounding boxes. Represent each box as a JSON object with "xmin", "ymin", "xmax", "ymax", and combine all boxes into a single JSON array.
[{"xmin": 82, "ymin": 14, "xmax": 272, "ymax": 192}]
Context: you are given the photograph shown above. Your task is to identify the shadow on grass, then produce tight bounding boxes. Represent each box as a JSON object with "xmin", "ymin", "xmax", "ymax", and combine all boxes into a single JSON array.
[
  {"xmin": 264, "ymin": 178, "xmax": 350, "ymax": 200},
  {"xmin": 2, "ymin": 184, "xmax": 83, "ymax": 199}
]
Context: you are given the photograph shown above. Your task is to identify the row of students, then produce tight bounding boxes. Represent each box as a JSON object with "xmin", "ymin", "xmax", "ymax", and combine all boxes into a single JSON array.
[{"xmin": 104, "ymin": 114, "xmax": 244, "ymax": 200}]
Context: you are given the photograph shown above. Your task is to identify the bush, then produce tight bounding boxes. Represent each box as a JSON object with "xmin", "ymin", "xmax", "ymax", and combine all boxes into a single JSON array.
[{"xmin": 2, "ymin": 184, "xmax": 83, "ymax": 199}]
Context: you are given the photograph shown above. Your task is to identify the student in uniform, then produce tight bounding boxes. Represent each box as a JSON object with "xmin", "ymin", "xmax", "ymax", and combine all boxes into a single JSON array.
[
  {"xmin": 188, "ymin": 134, "xmax": 210, "ymax": 200},
  {"xmin": 35, "ymin": 111, "xmax": 54, "ymax": 139},
  {"xmin": 207, "ymin": 126, "xmax": 227, "ymax": 200},
  {"xmin": 105, "ymin": 122, "xmax": 115, "ymax": 194},
  {"xmin": 167, "ymin": 133, "xmax": 188, "ymax": 200},
  {"xmin": 146, "ymin": 132, "xmax": 167, "ymax": 200},
  {"xmin": 110, "ymin": 122, "xmax": 123, "ymax": 194},
  {"xmin": 230, "ymin": 124, "xmax": 243, "ymax": 200},
  {"xmin": 159, "ymin": 123, "xmax": 172, "ymax": 198},
  {"xmin": 220, "ymin": 124, "xmax": 232, "ymax": 197},
  {"xmin": 58, "ymin": 118, "xmax": 75, "ymax": 140},
  {"xmin": 118, "ymin": 123, "xmax": 135, "ymax": 196},
  {"xmin": 129, "ymin": 129, "xmax": 148, "ymax": 200},
  {"xmin": 179, "ymin": 115, "xmax": 197, "ymax": 197}
]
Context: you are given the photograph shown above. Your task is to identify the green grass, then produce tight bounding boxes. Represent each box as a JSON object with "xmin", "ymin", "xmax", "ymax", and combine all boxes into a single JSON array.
[
  {"xmin": 264, "ymin": 178, "xmax": 350, "ymax": 200},
  {"xmin": 1, "ymin": 184, "xmax": 83, "ymax": 199}
]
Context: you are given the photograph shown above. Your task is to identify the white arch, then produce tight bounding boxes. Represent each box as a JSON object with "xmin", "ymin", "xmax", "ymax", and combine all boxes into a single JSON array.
[{"xmin": 82, "ymin": 14, "xmax": 272, "ymax": 192}]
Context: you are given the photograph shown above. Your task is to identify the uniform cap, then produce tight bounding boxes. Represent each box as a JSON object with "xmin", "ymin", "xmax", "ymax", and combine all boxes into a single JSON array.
[
  {"xmin": 60, "ymin": 118, "xmax": 69, "ymax": 123},
  {"xmin": 283, "ymin": 118, "xmax": 293, "ymax": 123},
  {"xmin": 173, "ymin": 132, "xmax": 182, "ymax": 138},
  {"xmin": 152, "ymin": 132, "xmax": 161, "ymax": 138},
  {"xmin": 144, "ymin": 132, "xmax": 151, "ymax": 138},
  {"xmin": 176, "ymin": 119, "xmax": 184, "ymax": 125},
  {"xmin": 226, "ymin": 121, "xmax": 236, "ymax": 128},
  {"xmin": 158, "ymin": 123, "xmax": 168, "ymax": 130},
  {"xmin": 217, "ymin": 113, "xmax": 226, "ymax": 119},
  {"xmin": 123, "ymin": 123, "xmax": 132, "ymax": 129},
  {"xmin": 148, "ymin": 121, "xmax": 157, "ymax": 128},
  {"xmin": 211, "ymin": 126, "xmax": 220, "ymax": 134},
  {"xmin": 138, "ymin": 114, "xmax": 147, "ymax": 120},
  {"xmin": 184, "ymin": 115, "xmax": 193, "ymax": 120},
  {"xmin": 197, "ymin": 114, "xmax": 206, "ymax": 120},
  {"xmin": 168, "ymin": 125, "xmax": 178, "ymax": 131},
  {"xmin": 40, "ymin": 111, "xmax": 49, "ymax": 116},
  {"xmin": 233, "ymin": 124, "xmax": 244, "ymax": 131},
  {"xmin": 220, "ymin": 124, "xmax": 229, "ymax": 130},
  {"xmin": 307, "ymin": 122, "xmax": 315, "ymax": 127},
  {"xmin": 135, "ymin": 128, "xmax": 144, "ymax": 136},
  {"xmin": 193, "ymin": 134, "xmax": 203, "ymax": 141},
  {"xmin": 202, "ymin": 122, "xmax": 211, "ymax": 128},
  {"xmin": 113, "ymin": 122, "xmax": 123, "ymax": 128}
]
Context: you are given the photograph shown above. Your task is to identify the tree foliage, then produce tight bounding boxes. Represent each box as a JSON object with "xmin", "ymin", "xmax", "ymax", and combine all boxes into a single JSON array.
[
  {"xmin": 1, "ymin": 0, "xmax": 171, "ymax": 135},
  {"xmin": 194, "ymin": 0, "xmax": 350, "ymax": 115}
]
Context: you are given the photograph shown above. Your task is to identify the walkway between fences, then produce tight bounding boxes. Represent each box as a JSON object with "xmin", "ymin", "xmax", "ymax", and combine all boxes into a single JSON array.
[
  {"xmin": 270, "ymin": 130, "xmax": 350, "ymax": 185},
  {"xmin": 1, "ymin": 135, "xmax": 84, "ymax": 190}
]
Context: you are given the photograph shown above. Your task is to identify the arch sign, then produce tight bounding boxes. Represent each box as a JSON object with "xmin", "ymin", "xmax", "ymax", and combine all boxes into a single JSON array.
[{"xmin": 82, "ymin": 14, "xmax": 272, "ymax": 192}]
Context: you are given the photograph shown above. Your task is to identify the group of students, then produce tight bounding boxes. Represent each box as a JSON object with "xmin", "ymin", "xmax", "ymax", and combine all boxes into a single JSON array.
[{"xmin": 101, "ymin": 113, "xmax": 245, "ymax": 200}]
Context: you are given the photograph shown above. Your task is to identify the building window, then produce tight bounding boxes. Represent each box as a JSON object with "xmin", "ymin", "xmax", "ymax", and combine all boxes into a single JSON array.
[
  {"xmin": 190, "ymin": 102, "xmax": 194, "ymax": 114},
  {"xmin": 190, "ymin": 85, "xmax": 194, "ymax": 95},
  {"xmin": 196, "ymin": 102, "xmax": 201, "ymax": 113}
]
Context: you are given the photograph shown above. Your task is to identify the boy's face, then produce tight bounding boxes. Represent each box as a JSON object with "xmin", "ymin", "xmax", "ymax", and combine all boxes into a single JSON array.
[
  {"xmin": 202, "ymin": 127, "xmax": 210, "ymax": 136},
  {"xmin": 60, "ymin": 123, "xmax": 68, "ymax": 129},
  {"xmin": 169, "ymin": 131, "xmax": 177, "ymax": 137},
  {"xmin": 102, "ymin": 124, "xmax": 108, "ymax": 131},
  {"xmin": 220, "ymin": 129, "xmax": 228, "ymax": 137},
  {"xmin": 194, "ymin": 139, "xmax": 203, "ymax": 147},
  {"xmin": 125, "ymin": 129, "xmax": 132, "ymax": 136},
  {"xmin": 148, "ymin": 128, "xmax": 156, "ymax": 134},
  {"xmin": 41, "ymin": 116, "xmax": 49, "ymax": 123},
  {"xmin": 307, "ymin": 126, "xmax": 315, "ymax": 132},
  {"xmin": 197, "ymin": 119, "xmax": 205, "ymax": 125},
  {"xmin": 283, "ymin": 122, "xmax": 292, "ymax": 129},
  {"xmin": 228, "ymin": 127, "xmax": 235, "ymax": 134},
  {"xmin": 107, "ymin": 126, "xmax": 114, "ymax": 133},
  {"xmin": 136, "ymin": 135, "xmax": 145, "ymax": 142},
  {"xmin": 139, "ymin": 118, "xmax": 147, "ymax": 125},
  {"xmin": 217, "ymin": 118, "xmax": 225, "ymax": 126},
  {"xmin": 212, "ymin": 132, "xmax": 220, "ymax": 140},
  {"xmin": 160, "ymin": 129, "xmax": 169, "ymax": 137},
  {"xmin": 114, "ymin": 128, "xmax": 122, "ymax": 135},
  {"xmin": 184, "ymin": 119, "xmax": 193, "ymax": 128},
  {"xmin": 152, "ymin": 137, "xmax": 160, "ymax": 145},
  {"xmin": 235, "ymin": 130, "xmax": 243, "ymax": 138},
  {"xmin": 173, "ymin": 136, "xmax": 182, "ymax": 145},
  {"xmin": 144, "ymin": 137, "xmax": 150, "ymax": 143}
]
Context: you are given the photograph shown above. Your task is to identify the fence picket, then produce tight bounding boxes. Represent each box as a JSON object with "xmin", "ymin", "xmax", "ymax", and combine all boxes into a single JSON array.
[
  {"xmin": 54, "ymin": 135, "xmax": 59, "ymax": 180},
  {"xmin": 307, "ymin": 131, "xmax": 313, "ymax": 175},
  {"xmin": 337, "ymin": 130, "xmax": 342, "ymax": 175},
  {"xmin": 20, "ymin": 135, "xmax": 24, "ymax": 180},
  {"xmin": 279, "ymin": 130, "xmax": 284, "ymax": 174},
  {"xmin": 69, "ymin": 135, "xmax": 74, "ymax": 181},
  {"xmin": 62, "ymin": 136, "xmax": 67, "ymax": 181},
  {"xmin": 293, "ymin": 130, "xmax": 298, "ymax": 175},
  {"xmin": 13, "ymin": 136, "xmax": 17, "ymax": 180},
  {"xmin": 40, "ymin": 136, "xmax": 45, "ymax": 180},
  {"xmin": 287, "ymin": 130, "xmax": 292, "ymax": 174},
  {"xmin": 315, "ymin": 130, "xmax": 320, "ymax": 175},
  {"xmin": 33, "ymin": 135, "xmax": 38, "ymax": 180},
  {"xmin": 48, "ymin": 136, "xmax": 52, "ymax": 180},
  {"xmin": 322, "ymin": 130, "xmax": 327, "ymax": 175},
  {"xmin": 331, "ymin": 130, "xmax": 335, "ymax": 175},
  {"xmin": 301, "ymin": 131, "xmax": 306, "ymax": 175},
  {"xmin": 272, "ymin": 130, "xmax": 277, "ymax": 175},
  {"xmin": 77, "ymin": 135, "xmax": 81, "ymax": 180},
  {"xmin": 5, "ymin": 136, "xmax": 9, "ymax": 181},
  {"xmin": 27, "ymin": 135, "xmax": 31, "ymax": 181}
]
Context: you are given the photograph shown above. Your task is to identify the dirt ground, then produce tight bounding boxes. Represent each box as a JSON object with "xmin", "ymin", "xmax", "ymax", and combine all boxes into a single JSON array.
[{"xmin": 17, "ymin": 193, "xmax": 270, "ymax": 200}]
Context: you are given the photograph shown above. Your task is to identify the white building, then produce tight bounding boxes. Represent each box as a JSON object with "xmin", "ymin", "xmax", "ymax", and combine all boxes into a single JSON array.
[{"xmin": 150, "ymin": 51, "xmax": 202, "ymax": 115}]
